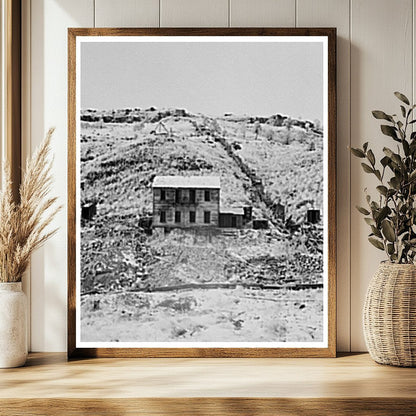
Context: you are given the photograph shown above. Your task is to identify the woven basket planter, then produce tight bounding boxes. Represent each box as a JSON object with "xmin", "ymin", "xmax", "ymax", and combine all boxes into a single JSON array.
[{"xmin": 363, "ymin": 262, "xmax": 416, "ymax": 367}]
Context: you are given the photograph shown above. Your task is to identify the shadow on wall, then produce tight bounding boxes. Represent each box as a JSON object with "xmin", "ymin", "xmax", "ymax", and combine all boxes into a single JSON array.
[{"xmin": 30, "ymin": 0, "xmax": 81, "ymax": 352}]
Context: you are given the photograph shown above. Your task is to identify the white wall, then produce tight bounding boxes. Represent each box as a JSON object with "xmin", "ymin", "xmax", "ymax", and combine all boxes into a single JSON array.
[{"xmin": 23, "ymin": 0, "xmax": 416, "ymax": 352}]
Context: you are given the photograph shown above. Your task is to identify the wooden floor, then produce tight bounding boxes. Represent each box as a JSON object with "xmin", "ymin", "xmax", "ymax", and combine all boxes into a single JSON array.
[{"xmin": 1, "ymin": 352, "xmax": 416, "ymax": 415}]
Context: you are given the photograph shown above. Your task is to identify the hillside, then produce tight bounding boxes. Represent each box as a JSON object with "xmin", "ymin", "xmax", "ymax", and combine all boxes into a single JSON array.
[
  {"xmin": 79, "ymin": 107, "xmax": 324, "ymax": 343},
  {"xmin": 80, "ymin": 108, "xmax": 323, "ymax": 291},
  {"xmin": 81, "ymin": 107, "xmax": 323, "ymax": 221}
]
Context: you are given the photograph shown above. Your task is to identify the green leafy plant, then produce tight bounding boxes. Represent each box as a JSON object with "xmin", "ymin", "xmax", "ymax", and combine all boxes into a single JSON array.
[{"xmin": 351, "ymin": 92, "xmax": 416, "ymax": 263}]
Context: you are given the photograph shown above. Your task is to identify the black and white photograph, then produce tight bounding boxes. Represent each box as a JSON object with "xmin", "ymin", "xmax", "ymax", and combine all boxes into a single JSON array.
[{"xmin": 75, "ymin": 34, "xmax": 331, "ymax": 349}]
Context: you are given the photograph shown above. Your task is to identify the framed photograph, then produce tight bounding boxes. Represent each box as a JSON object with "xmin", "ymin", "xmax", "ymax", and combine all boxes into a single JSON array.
[{"xmin": 68, "ymin": 28, "xmax": 336, "ymax": 358}]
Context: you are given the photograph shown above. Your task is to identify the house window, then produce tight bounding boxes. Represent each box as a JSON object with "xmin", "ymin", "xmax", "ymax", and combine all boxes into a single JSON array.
[
  {"xmin": 190, "ymin": 189, "xmax": 196, "ymax": 203},
  {"xmin": 160, "ymin": 211, "xmax": 166, "ymax": 223},
  {"xmin": 160, "ymin": 189, "xmax": 166, "ymax": 201},
  {"xmin": 204, "ymin": 211, "xmax": 211, "ymax": 224},
  {"xmin": 204, "ymin": 190, "xmax": 211, "ymax": 201},
  {"xmin": 175, "ymin": 189, "xmax": 181, "ymax": 203},
  {"xmin": 189, "ymin": 211, "xmax": 196, "ymax": 223},
  {"xmin": 175, "ymin": 211, "xmax": 181, "ymax": 223}
]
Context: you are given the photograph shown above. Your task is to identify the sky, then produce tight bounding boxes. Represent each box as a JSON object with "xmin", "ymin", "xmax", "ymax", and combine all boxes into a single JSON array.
[{"xmin": 81, "ymin": 40, "xmax": 323, "ymax": 122}]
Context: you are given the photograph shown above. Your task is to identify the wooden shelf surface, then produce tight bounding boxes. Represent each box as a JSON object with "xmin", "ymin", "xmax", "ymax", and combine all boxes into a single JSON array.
[{"xmin": 1, "ymin": 352, "xmax": 416, "ymax": 415}]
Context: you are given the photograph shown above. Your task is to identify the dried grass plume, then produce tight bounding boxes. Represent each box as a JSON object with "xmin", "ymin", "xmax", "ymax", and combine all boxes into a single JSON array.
[{"xmin": 0, "ymin": 128, "xmax": 61, "ymax": 283}]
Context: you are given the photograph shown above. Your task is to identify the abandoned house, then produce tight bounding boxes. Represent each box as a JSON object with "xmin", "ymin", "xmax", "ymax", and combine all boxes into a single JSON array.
[
  {"xmin": 152, "ymin": 176, "xmax": 221, "ymax": 228},
  {"xmin": 152, "ymin": 176, "xmax": 254, "ymax": 230}
]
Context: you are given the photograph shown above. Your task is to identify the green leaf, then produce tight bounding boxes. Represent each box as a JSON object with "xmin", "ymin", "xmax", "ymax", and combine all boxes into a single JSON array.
[
  {"xmin": 396, "ymin": 170, "xmax": 404, "ymax": 181},
  {"xmin": 409, "ymin": 169, "xmax": 416, "ymax": 182},
  {"xmin": 387, "ymin": 243, "xmax": 395, "ymax": 255},
  {"xmin": 381, "ymin": 125, "xmax": 399, "ymax": 141},
  {"xmin": 381, "ymin": 156, "xmax": 390, "ymax": 167},
  {"xmin": 371, "ymin": 201, "xmax": 380, "ymax": 210},
  {"xmin": 361, "ymin": 163, "xmax": 374, "ymax": 174},
  {"xmin": 350, "ymin": 147, "xmax": 366, "ymax": 158},
  {"xmin": 394, "ymin": 91, "xmax": 410, "ymax": 105},
  {"xmin": 376, "ymin": 185, "xmax": 388, "ymax": 196},
  {"xmin": 356, "ymin": 206, "xmax": 370, "ymax": 215},
  {"xmin": 383, "ymin": 147, "xmax": 394, "ymax": 158},
  {"xmin": 371, "ymin": 225, "xmax": 383, "ymax": 238},
  {"xmin": 369, "ymin": 237, "xmax": 385, "ymax": 251},
  {"xmin": 363, "ymin": 142, "xmax": 369, "ymax": 152},
  {"xmin": 383, "ymin": 147, "xmax": 402, "ymax": 165},
  {"xmin": 403, "ymin": 140, "xmax": 410, "ymax": 156},
  {"xmin": 401, "ymin": 105, "xmax": 407, "ymax": 117},
  {"xmin": 367, "ymin": 149, "xmax": 375, "ymax": 166},
  {"xmin": 382, "ymin": 219, "xmax": 396, "ymax": 242},
  {"xmin": 389, "ymin": 176, "xmax": 401, "ymax": 190},
  {"xmin": 374, "ymin": 170, "xmax": 382, "ymax": 181},
  {"xmin": 376, "ymin": 206, "xmax": 390, "ymax": 223},
  {"xmin": 364, "ymin": 217, "xmax": 376, "ymax": 226},
  {"xmin": 397, "ymin": 126, "xmax": 405, "ymax": 141},
  {"xmin": 372, "ymin": 110, "xmax": 394, "ymax": 122}
]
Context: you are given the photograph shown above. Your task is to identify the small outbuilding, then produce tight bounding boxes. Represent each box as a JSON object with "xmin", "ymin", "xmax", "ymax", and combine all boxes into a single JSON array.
[
  {"xmin": 81, "ymin": 202, "xmax": 97, "ymax": 221},
  {"xmin": 253, "ymin": 219, "xmax": 268, "ymax": 229},
  {"xmin": 219, "ymin": 207, "xmax": 244, "ymax": 229},
  {"xmin": 307, "ymin": 209, "xmax": 321, "ymax": 224}
]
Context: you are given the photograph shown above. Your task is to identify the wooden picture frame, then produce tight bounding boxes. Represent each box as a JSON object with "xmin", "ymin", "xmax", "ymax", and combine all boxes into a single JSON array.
[{"xmin": 68, "ymin": 28, "xmax": 336, "ymax": 358}]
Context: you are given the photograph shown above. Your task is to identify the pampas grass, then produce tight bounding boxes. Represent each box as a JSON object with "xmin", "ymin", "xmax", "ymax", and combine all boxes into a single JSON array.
[{"xmin": 0, "ymin": 128, "xmax": 61, "ymax": 283}]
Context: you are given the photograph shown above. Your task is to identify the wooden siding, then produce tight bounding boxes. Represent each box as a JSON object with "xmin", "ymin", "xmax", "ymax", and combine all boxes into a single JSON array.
[
  {"xmin": 153, "ymin": 188, "xmax": 220, "ymax": 228},
  {"xmin": 219, "ymin": 213, "xmax": 244, "ymax": 228}
]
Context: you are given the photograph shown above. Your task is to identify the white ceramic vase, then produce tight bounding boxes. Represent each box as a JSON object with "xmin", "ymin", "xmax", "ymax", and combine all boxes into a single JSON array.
[{"xmin": 0, "ymin": 282, "xmax": 27, "ymax": 368}]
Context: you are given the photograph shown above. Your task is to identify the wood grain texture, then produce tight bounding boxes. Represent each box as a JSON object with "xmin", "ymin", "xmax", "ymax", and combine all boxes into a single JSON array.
[
  {"xmin": 350, "ymin": 0, "xmax": 413, "ymax": 351},
  {"xmin": 230, "ymin": 0, "xmax": 295, "ymax": 27},
  {"xmin": 160, "ymin": 0, "xmax": 228, "ymax": 27},
  {"xmin": 67, "ymin": 27, "xmax": 337, "ymax": 358},
  {"xmin": 297, "ymin": 0, "xmax": 350, "ymax": 352},
  {"xmin": 1, "ymin": 353, "xmax": 416, "ymax": 414},
  {"xmin": 2, "ymin": 398, "xmax": 416, "ymax": 416},
  {"xmin": 95, "ymin": 0, "xmax": 159, "ymax": 27},
  {"xmin": 67, "ymin": 26, "xmax": 77, "ymax": 362},
  {"xmin": 1, "ymin": 352, "xmax": 416, "ymax": 398}
]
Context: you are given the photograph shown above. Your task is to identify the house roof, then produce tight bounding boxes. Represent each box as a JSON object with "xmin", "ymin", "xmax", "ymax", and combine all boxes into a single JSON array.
[
  {"xmin": 220, "ymin": 207, "xmax": 245, "ymax": 216},
  {"xmin": 153, "ymin": 175, "xmax": 220, "ymax": 189}
]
